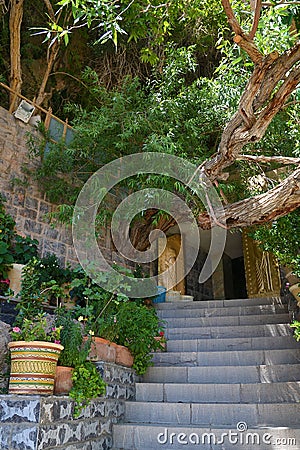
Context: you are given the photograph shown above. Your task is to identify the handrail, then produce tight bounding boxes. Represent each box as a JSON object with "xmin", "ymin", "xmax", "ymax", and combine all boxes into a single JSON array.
[{"xmin": 0, "ymin": 81, "xmax": 73, "ymax": 131}]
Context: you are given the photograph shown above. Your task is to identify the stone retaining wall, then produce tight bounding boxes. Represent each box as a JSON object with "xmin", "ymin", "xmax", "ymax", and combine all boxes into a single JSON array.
[
  {"xmin": 0, "ymin": 362, "xmax": 136, "ymax": 450},
  {"xmin": 0, "ymin": 106, "xmax": 114, "ymax": 268}
]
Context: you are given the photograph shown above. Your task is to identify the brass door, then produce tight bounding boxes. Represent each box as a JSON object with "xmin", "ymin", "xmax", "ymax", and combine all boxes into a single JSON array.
[{"xmin": 242, "ymin": 230, "xmax": 281, "ymax": 298}]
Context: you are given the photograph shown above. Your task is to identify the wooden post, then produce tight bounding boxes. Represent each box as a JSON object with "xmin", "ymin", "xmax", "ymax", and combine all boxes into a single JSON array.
[{"xmin": 44, "ymin": 107, "xmax": 52, "ymax": 131}]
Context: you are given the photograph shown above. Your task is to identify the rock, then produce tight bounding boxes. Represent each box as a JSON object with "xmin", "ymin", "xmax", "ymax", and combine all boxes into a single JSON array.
[{"xmin": 0, "ymin": 320, "xmax": 11, "ymax": 392}]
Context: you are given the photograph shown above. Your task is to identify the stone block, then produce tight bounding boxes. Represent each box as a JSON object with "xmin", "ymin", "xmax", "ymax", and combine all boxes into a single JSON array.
[
  {"xmin": 77, "ymin": 400, "xmax": 105, "ymax": 419},
  {"xmin": 24, "ymin": 197, "xmax": 38, "ymax": 211},
  {"xmin": 23, "ymin": 208, "xmax": 38, "ymax": 220},
  {"xmin": 125, "ymin": 401, "xmax": 190, "ymax": 425},
  {"xmin": 38, "ymin": 422, "xmax": 83, "ymax": 448},
  {"xmin": 44, "ymin": 227, "xmax": 59, "ymax": 240},
  {"xmin": 11, "ymin": 425, "xmax": 38, "ymax": 450},
  {"xmin": 81, "ymin": 419, "xmax": 101, "ymax": 440},
  {"xmin": 0, "ymin": 321, "xmax": 11, "ymax": 391},
  {"xmin": 13, "ymin": 192, "xmax": 25, "ymax": 207},
  {"xmin": 24, "ymin": 219, "xmax": 43, "ymax": 235},
  {"xmin": 40, "ymin": 398, "xmax": 73, "ymax": 423},
  {"xmin": 0, "ymin": 397, "xmax": 40, "ymax": 423},
  {"xmin": 0, "ymin": 424, "xmax": 11, "ymax": 449},
  {"xmin": 105, "ymin": 400, "xmax": 125, "ymax": 419}
]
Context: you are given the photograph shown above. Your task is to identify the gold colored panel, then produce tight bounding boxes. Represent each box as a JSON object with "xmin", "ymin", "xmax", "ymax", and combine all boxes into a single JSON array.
[
  {"xmin": 242, "ymin": 230, "xmax": 281, "ymax": 298},
  {"xmin": 158, "ymin": 234, "xmax": 185, "ymax": 294}
]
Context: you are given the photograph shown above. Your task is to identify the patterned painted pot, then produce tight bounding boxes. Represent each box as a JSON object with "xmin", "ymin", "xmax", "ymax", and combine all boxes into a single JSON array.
[{"xmin": 8, "ymin": 341, "xmax": 64, "ymax": 395}]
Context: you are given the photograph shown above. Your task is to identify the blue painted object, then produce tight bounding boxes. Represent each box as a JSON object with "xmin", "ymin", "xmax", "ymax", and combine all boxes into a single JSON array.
[{"xmin": 152, "ymin": 286, "xmax": 166, "ymax": 303}]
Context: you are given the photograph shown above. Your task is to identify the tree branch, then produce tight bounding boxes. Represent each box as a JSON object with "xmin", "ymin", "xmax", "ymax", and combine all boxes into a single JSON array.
[
  {"xmin": 198, "ymin": 168, "xmax": 300, "ymax": 230},
  {"xmin": 249, "ymin": 0, "xmax": 262, "ymax": 40},
  {"xmin": 237, "ymin": 154, "xmax": 300, "ymax": 165}
]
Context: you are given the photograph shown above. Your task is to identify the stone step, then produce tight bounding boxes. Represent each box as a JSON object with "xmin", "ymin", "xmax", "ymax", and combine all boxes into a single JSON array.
[
  {"xmin": 166, "ymin": 335, "xmax": 299, "ymax": 352},
  {"xmin": 142, "ymin": 364, "xmax": 300, "ymax": 384},
  {"xmin": 151, "ymin": 348, "xmax": 300, "ymax": 367},
  {"xmin": 123, "ymin": 401, "xmax": 300, "ymax": 427},
  {"xmin": 155, "ymin": 297, "xmax": 283, "ymax": 310},
  {"xmin": 166, "ymin": 322, "xmax": 292, "ymax": 339},
  {"xmin": 135, "ymin": 381, "xmax": 300, "ymax": 403},
  {"xmin": 157, "ymin": 303, "xmax": 288, "ymax": 319},
  {"xmin": 112, "ymin": 424, "xmax": 300, "ymax": 450},
  {"xmin": 161, "ymin": 313, "xmax": 289, "ymax": 328}
]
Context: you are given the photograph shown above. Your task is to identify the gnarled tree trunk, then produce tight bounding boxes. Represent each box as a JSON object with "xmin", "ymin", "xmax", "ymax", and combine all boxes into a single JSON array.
[{"xmin": 9, "ymin": 0, "xmax": 25, "ymax": 110}]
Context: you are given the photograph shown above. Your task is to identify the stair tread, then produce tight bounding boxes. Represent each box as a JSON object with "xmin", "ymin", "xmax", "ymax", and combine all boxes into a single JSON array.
[
  {"xmin": 161, "ymin": 313, "xmax": 290, "ymax": 328},
  {"xmin": 157, "ymin": 305, "xmax": 288, "ymax": 318},
  {"xmin": 135, "ymin": 381, "xmax": 300, "ymax": 403},
  {"xmin": 113, "ymin": 297, "xmax": 300, "ymax": 449}
]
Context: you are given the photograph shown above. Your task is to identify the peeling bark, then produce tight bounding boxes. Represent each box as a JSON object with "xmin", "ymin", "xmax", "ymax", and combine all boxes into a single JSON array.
[
  {"xmin": 197, "ymin": 1, "xmax": 300, "ymax": 231},
  {"xmin": 198, "ymin": 168, "xmax": 300, "ymax": 229}
]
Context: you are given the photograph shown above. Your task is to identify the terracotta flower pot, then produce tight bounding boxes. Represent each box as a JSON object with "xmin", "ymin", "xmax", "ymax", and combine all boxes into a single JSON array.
[
  {"xmin": 8, "ymin": 341, "xmax": 63, "ymax": 395},
  {"xmin": 54, "ymin": 366, "xmax": 74, "ymax": 395},
  {"xmin": 111, "ymin": 343, "xmax": 134, "ymax": 367},
  {"xmin": 83, "ymin": 337, "xmax": 134, "ymax": 367},
  {"xmin": 85, "ymin": 337, "xmax": 116, "ymax": 363}
]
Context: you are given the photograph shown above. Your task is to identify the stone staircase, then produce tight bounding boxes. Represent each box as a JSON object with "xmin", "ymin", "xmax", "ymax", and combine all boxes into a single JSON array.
[{"xmin": 112, "ymin": 297, "xmax": 300, "ymax": 449}]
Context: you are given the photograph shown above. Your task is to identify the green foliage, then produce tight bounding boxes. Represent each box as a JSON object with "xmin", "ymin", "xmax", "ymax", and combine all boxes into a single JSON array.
[
  {"xmin": 11, "ymin": 313, "xmax": 62, "ymax": 343},
  {"xmin": 69, "ymin": 361, "xmax": 106, "ymax": 417},
  {"xmin": 0, "ymin": 195, "xmax": 38, "ymax": 278},
  {"xmin": 55, "ymin": 308, "xmax": 91, "ymax": 367},
  {"xmin": 113, "ymin": 301, "xmax": 164, "ymax": 375},
  {"xmin": 290, "ymin": 320, "xmax": 300, "ymax": 341},
  {"xmin": 69, "ymin": 263, "xmax": 164, "ymax": 375},
  {"xmin": 250, "ymin": 210, "xmax": 300, "ymax": 277},
  {"xmin": 0, "ymin": 242, "xmax": 14, "ymax": 279},
  {"xmin": 31, "ymin": 51, "xmax": 243, "ymax": 222},
  {"xmin": 11, "ymin": 235, "xmax": 39, "ymax": 265},
  {"xmin": 15, "ymin": 255, "xmax": 73, "ymax": 321}
]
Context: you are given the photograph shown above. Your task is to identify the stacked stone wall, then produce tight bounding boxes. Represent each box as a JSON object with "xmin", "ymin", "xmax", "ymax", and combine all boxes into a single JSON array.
[
  {"xmin": 0, "ymin": 106, "xmax": 113, "ymax": 267},
  {"xmin": 0, "ymin": 362, "xmax": 135, "ymax": 450}
]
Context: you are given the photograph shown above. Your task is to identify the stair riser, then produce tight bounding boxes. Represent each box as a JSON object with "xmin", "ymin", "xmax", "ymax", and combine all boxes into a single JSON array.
[
  {"xmin": 155, "ymin": 297, "xmax": 283, "ymax": 310},
  {"xmin": 113, "ymin": 296, "xmax": 298, "ymax": 449},
  {"xmin": 166, "ymin": 323, "xmax": 292, "ymax": 339},
  {"xmin": 113, "ymin": 425, "xmax": 300, "ymax": 450},
  {"xmin": 124, "ymin": 402, "xmax": 300, "ymax": 427},
  {"xmin": 151, "ymin": 348, "xmax": 300, "ymax": 367},
  {"xmin": 166, "ymin": 336, "xmax": 299, "ymax": 352},
  {"xmin": 157, "ymin": 305, "xmax": 288, "ymax": 319},
  {"xmin": 136, "ymin": 382, "xmax": 300, "ymax": 403},
  {"xmin": 142, "ymin": 364, "xmax": 300, "ymax": 384},
  {"xmin": 162, "ymin": 314, "xmax": 289, "ymax": 328}
]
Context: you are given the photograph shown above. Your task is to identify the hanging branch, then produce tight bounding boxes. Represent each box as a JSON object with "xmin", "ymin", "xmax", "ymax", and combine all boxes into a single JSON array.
[
  {"xmin": 237, "ymin": 154, "xmax": 300, "ymax": 165},
  {"xmin": 198, "ymin": 168, "xmax": 300, "ymax": 230}
]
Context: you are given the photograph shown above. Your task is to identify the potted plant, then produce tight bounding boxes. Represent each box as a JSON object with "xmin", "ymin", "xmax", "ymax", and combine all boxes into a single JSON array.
[
  {"xmin": 111, "ymin": 301, "xmax": 165, "ymax": 375},
  {"xmin": 8, "ymin": 312, "xmax": 63, "ymax": 394},
  {"xmin": 53, "ymin": 308, "xmax": 107, "ymax": 416},
  {"xmin": 69, "ymin": 263, "xmax": 165, "ymax": 374},
  {"xmin": 0, "ymin": 194, "xmax": 38, "ymax": 296},
  {"xmin": 53, "ymin": 308, "xmax": 91, "ymax": 395}
]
